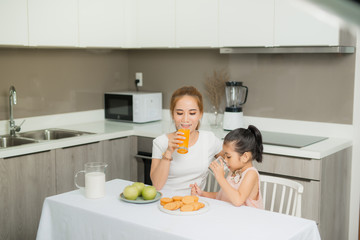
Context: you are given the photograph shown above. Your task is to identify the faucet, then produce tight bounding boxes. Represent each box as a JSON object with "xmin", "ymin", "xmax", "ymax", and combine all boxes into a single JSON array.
[{"xmin": 9, "ymin": 86, "xmax": 21, "ymax": 136}]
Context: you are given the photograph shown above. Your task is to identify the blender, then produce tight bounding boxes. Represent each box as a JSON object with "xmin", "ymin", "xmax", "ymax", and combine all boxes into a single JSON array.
[{"xmin": 223, "ymin": 81, "xmax": 248, "ymax": 130}]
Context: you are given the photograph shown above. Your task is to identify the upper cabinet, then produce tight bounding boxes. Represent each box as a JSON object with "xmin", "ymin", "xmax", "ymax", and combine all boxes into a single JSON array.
[
  {"xmin": 219, "ymin": 0, "xmax": 274, "ymax": 47},
  {"xmin": 0, "ymin": 0, "xmax": 28, "ymax": 46},
  {"xmin": 79, "ymin": 0, "xmax": 125, "ymax": 48},
  {"xmin": 0, "ymin": 0, "xmax": 351, "ymax": 49},
  {"xmin": 136, "ymin": 0, "xmax": 176, "ymax": 48},
  {"xmin": 28, "ymin": 0, "xmax": 78, "ymax": 47},
  {"xmin": 274, "ymin": 0, "xmax": 340, "ymax": 46},
  {"xmin": 175, "ymin": 0, "xmax": 218, "ymax": 48}
]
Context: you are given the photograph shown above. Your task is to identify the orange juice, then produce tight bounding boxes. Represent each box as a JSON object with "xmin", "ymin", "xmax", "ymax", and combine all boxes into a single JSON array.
[{"xmin": 177, "ymin": 128, "xmax": 190, "ymax": 154}]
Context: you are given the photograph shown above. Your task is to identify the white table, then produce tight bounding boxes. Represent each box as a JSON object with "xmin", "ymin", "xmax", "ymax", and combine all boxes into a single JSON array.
[{"xmin": 37, "ymin": 179, "xmax": 321, "ymax": 240}]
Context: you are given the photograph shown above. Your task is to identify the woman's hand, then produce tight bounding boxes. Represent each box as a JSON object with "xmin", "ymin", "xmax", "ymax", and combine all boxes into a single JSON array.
[
  {"xmin": 190, "ymin": 183, "xmax": 202, "ymax": 196},
  {"xmin": 167, "ymin": 131, "xmax": 186, "ymax": 153},
  {"xmin": 209, "ymin": 159, "xmax": 225, "ymax": 180}
]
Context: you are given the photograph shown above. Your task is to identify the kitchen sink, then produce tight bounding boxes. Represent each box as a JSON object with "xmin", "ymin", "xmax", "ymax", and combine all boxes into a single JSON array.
[
  {"xmin": 18, "ymin": 128, "xmax": 94, "ymax": 141},
  {"xmin": 0, "ymin": 136, "xmax": 39, "ymax": 148},
  {"xmin": 0, "ymin": 129, "xmax": 94, "ymax": 148}
]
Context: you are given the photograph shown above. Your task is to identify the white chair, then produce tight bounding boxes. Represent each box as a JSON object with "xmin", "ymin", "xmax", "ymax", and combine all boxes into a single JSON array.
[
  {"xmin": 260, "ymin": 175, "xmax": 304, "ymax": 217},
  {"xmin": 204, "ymin": 172, "xmax": 220, "ymax": 192}
]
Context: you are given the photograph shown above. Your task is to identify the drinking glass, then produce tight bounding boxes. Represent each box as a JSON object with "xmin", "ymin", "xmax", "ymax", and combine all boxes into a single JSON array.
[
  {"xmin": 208, "ymin": 156, "xmax": 230, "ymax": 177},
  {"xmin": 177, "ymin": 128, "xmax": 190, "ymax": 154}
]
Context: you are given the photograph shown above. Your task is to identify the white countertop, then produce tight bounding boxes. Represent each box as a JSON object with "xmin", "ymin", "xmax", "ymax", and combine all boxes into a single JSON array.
[{"xmin": 0, "ymin": 110, "xmax": 352, "ymax": 159}]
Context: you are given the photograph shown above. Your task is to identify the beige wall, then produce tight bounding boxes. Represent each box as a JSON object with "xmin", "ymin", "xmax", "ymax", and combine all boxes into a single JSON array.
[
  {"xmin": 128, "ymin": 49, "xmax": 355, "ymax": 124},
  {"xmin": 0, "ymin": 48, "xmax": 355, "ymax": 124},
  {"xmin": 0, "ymin": 48, "xmax": 129, "ymax": 120}
]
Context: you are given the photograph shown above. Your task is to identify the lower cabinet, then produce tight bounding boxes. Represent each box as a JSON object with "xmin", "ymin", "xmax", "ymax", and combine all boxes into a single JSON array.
[
  {"xmin": 103, "ymin": 136, "xmax": 138, "ymax": 182},
  {"xmin": 55, "ymin": 136, "xmax": 138, "ymax": 195},
  {"xmin": 0, "ymin": 151, "xmax": 56, "ymax": 240},
  {"xmin": 254, "ymin": 147, "xmax": 352, "ymax": 240},
  {"xmin": 55, "ymin": 141, "xmax": 104, "ymax": 194},
  {"xmin": 0, "ymin": 137, "xmax": 138, "ymax": 240}
]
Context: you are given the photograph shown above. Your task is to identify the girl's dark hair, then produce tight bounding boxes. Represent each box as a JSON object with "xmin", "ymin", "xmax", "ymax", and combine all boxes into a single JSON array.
[{"xmin": 223, "ymin": 125, "xmax": 263, "ymax": 163}]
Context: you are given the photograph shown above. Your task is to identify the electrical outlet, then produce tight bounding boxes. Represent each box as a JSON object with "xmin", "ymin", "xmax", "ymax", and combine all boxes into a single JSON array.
[{"xmin": 136, "ymin": 72, "xmax": 143, "ymax": 87}]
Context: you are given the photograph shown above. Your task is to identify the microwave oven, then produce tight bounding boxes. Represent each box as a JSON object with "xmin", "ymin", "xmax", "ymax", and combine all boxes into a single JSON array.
[{"xmin": 104, "ymin": 91, "xmax": 162, "ymax": 123}]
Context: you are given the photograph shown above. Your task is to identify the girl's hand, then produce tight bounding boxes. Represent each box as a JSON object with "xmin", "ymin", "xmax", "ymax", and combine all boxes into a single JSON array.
[
  {"xmin": 190, "ymin": 183, "xmax": 202, "ymax": 196},
  {"xmin": 209, "ymin": 159, "xmax": 225, "ymax": 180},
  {"xmin": 167, "ymin": 131, "xmax": 186, "ymax": 153}
]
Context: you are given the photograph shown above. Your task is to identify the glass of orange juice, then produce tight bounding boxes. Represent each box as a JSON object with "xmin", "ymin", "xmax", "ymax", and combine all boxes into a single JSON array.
[{"xmin": 177, "ymin": 128, "xmax": 190, "ymax": 154}]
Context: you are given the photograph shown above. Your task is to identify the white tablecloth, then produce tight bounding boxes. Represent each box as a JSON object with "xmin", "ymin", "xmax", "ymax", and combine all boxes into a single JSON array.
[{"xmin": 37, "ymin": 179, "xmax": 321, "ymax": 240}]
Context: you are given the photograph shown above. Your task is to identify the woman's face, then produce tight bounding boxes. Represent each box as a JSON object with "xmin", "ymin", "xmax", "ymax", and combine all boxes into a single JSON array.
[
  {"xmin": 172, "ymin": 95, "xmax": 202, "ymax": 133},
  {"xmin": 222, "ymin": 142, "xmax": 243, "ymax": 172}
]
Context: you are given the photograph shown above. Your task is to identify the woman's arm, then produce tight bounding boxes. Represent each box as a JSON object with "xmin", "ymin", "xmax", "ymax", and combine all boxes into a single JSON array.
[
  {"xmin": 150, "ymin": 157, "xmax": 171, "ymax": 190},
  {"xmin": 215, "ymin": 149, "xmax": 225, "ymax": 159},
  {"xmin": 150, "ymin": 132, "xmax": 184, "ymax": 190}
]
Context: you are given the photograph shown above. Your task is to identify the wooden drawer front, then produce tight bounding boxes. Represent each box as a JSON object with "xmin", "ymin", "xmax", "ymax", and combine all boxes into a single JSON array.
[
  {"xmin": 261, "ymin": 174, "xmax": 320, "ymax": 222},
  {"xmin": 137, "ymin": 137, "xmax": 154, "ymax": 153},
  {"xmin": 254, "ymin": 154, "xmax": 321, "ymax": 180}
]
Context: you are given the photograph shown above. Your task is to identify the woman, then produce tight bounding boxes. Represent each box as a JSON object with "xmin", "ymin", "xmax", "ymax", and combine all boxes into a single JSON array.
[{"xmin": 151, "ymin": 86, "xmax": 223, "ymax": 195}]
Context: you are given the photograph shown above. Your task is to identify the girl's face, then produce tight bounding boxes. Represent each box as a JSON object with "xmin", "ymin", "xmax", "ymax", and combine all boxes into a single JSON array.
[
  {"xmin": 223, "ymin": 142, "xmax": 246, "ymax": 172},
  {"xmin": 172, "ymin": 95, "xmax": 202, "ymax": 133}
]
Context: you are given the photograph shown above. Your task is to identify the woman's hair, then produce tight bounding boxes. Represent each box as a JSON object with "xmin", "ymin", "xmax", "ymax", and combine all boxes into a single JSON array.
[
  {"xmin": 170, "ymin": 86, "xmax": 204, "ymax": 130},
  {"xmin": 223, "ymin": 125, "xmax": 263, "ymax": 162}
]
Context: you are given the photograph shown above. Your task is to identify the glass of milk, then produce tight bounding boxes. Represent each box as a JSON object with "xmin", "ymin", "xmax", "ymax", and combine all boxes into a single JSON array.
[{"xmin": 75, "ymin": 162, "xmax": 108, "ymax": 199}]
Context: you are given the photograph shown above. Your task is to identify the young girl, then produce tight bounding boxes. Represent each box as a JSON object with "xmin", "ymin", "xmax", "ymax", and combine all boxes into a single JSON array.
[{"xmin": 190, "ymin": 125, "xmax": 264, "ymax": 209}]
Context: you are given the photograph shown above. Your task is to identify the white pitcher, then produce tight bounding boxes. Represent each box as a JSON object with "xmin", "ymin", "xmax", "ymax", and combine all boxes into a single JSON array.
[{"xmin": 75, "ymin": 162, "xmax": 108, "ymax": 199}]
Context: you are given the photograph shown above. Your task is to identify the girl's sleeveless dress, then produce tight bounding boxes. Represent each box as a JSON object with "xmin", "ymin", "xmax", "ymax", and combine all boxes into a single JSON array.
[{"xmin": 216, "ymin": 167, "xmax": 264, "ymax": 209}]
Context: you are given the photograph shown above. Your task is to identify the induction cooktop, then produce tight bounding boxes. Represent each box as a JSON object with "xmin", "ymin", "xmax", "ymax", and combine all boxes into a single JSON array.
[{"xmin": 261, "ymin": 131, "xmax": 328, "ymax": 148}]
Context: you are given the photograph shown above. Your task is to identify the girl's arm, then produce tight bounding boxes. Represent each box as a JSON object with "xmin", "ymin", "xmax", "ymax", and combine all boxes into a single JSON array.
[
  {"xmin": 216, "ymin": 171, "xmax": 258, "ymax": 207},
  {"xmin": 190, "ymin": 183, "xmax": 217, "ymax": 199},
  {"xmin": 201, "ymin": 191, "xmax": 217, "ymax": 199}
]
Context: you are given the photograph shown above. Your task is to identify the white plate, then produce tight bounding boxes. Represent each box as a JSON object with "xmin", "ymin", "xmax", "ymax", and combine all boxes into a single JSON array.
[
  {"xmin": 119, "ymin": 191, "xmax": 162, "ymax": 204},
  {"xmin": 158, "ymin": 200, "xmax": 210, "ymax": 216}
]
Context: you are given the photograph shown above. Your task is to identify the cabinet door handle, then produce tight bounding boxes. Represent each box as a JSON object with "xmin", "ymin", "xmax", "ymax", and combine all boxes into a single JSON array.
[{"xmin": 134, "ymin": 154, "xmax": 152, "ymax": 160}]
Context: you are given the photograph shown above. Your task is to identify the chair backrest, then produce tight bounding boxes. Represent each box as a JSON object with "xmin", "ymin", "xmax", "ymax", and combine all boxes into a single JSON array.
[
  {"xmin": 204, "ymin": 172, "xmax": 220, "ymax": 192},
  {"xmin": 260, "ymin": 175, "xmax": 304, "ymax": 217}
]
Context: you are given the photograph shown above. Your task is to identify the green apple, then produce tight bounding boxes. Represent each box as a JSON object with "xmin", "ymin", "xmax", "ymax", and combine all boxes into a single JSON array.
[
  {"xmin": 123, "ymin": 185, "xmax": 139, "ymax": 200},
  {"xmin": 142, "ymin": 186, "xmax": 157, "ymax": 200},
  {"xmin": 132, "ymin": 182, "xmax": 145, "ymax": 196}
]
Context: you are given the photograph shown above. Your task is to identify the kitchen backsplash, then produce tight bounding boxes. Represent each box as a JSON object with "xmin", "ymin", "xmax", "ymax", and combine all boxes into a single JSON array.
[{"xmin": 0, "ymin": 48, "xmax": 355, "ymax": 124}]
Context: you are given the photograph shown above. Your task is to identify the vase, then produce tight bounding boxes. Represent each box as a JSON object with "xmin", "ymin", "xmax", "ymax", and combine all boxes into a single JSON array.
[{"xmin": 209, "ymin": 106, "xmax": 222, "ymax": 128}]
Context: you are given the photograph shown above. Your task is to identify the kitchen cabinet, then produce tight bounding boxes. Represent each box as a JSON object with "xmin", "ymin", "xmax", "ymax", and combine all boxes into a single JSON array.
[
  {"xmin": 55, "ymin": 138, "xmax": 138, "ymax": 194},
  {"xmin": 0, "ymin": 137, "xmax": 139, "ymax": 240},
  {"xmin": 1, "ymin": 0, "xmax": 351, "ymax": 49},
  {"xmin": 136, "ymin": 0, "xmax": 176, "ymax": 48},
  {"xmin": 55, "ymin": 141, "xmax": 104, "ymax": 194},
  {"xmin": 28, "ymin": 0, "xmax": 78, "ymax": 47},
  {"xmin": 0, "ymin": 0, "xmax": 28, "ymax": 46},
  {"xmin": 79, "ymin": 0, "xmax": 126, "ymax": 48},
  {"xmin": 254, "ymin": 147, "xmax": 352, "ymax": 240},
  {"xmin": 103, "ymin": 136, "xmax": 138, "ymax": 182},
  {"xmin": 0, "ymin": 151, "xmax": 56, "ymax": 240},
  {"xmin": 274, "ymin": 0, "xmax": 340, "ymax": 46},
  {"xmin": 175, "ymin": 0, "xmax": 218, "ymax": 48},
  {"xmin": 219, "ymin": 0, "xmax": 274, "ymax": 47}
]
